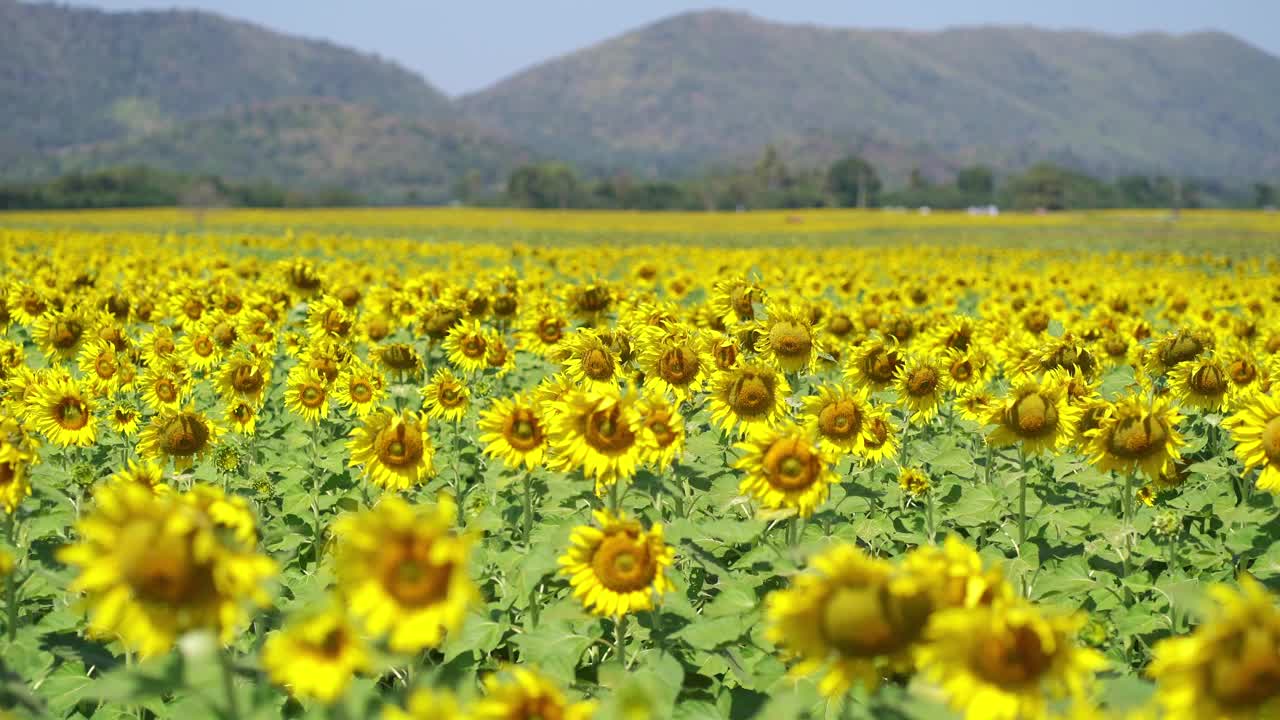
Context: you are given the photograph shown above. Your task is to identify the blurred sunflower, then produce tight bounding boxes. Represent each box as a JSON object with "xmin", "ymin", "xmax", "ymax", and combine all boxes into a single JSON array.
[
  {"xmin": 0, "ymin": 415, "xmax": 37, "ymax": 514},
  {"xmin": 559, "ymin": 509, "xmax": 675, "ymax": 616},
  {"xmin": 636, "ymin": 392, "xmax": 686, "ymax": 471},
  {"xmin": 107, "ymin": 459, "xmax": 170, "ymax": 495},
  {"xmin": 137, "ymin": 407, "xmax": 220, "ymax": 471},
  {"xmin": 262, "ymin": 606, "xmax": 369, "ymax": 705},
  {"xmin": 382, "ymin": 687, "xmax": 465, "ymax": 720},
  {"xmin": 1224, "ymin": 393, "xmax": 1280, "ymax": 494},
  {"xmin": 332, "ymin": 496, "xmax": 476, "ymax": 653},
  {"xmin": 471, "ymin": 668, "xmax": 597, "ymax": 720}
]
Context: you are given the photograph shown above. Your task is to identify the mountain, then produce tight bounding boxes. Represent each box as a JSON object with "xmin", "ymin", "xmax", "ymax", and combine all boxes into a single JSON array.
[
  {"xmin": 14, "ymin": 99, "xmax": 534, "ymax": 203},
  {"xmin": 0, "ymin": 0, "xmax": 456, "ymax": 160},
  {"xmin": 458, "ymin": 10, "xmax": 1280, "ymax": 180}
]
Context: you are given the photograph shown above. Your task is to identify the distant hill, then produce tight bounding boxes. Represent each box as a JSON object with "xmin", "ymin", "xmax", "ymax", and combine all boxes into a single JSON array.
[
  {"xmin": 0, "ymin": 0, "xmax": 456, "ymax": 160},
  {"xmin": 13, "ymin": 99, "xmax": 534, "ymax": 203},
  {"xmin": 459, "ymin": 10, "xmax": 1280, "ymax": 180}
]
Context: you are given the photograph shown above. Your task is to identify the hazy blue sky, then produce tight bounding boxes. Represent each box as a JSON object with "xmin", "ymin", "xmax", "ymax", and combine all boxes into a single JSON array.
[{"xmin": 66, "ymin": 1, "xmax": 1280, "ymax": 95}]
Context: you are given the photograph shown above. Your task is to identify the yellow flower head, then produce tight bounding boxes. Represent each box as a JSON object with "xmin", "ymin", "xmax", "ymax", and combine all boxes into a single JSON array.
[
  {"xmin": 478, "ymin": 394, "xmax": 548, "ymax": 472},
  {"xmin": 1085, "ymin": 393, "xmax": 1184, "ymax": 482},
  {"xmin": 472, "ymin": 668, "xmax": 597, "ymax": 720},
  {"xmin": 348, "ymin": 409, "xmax": 436, "ymax": 491},
  {"xmin": 421, "ymin": 368, "xmax": 471, "ymax": 423},
  {"xmin": 985, "ymin": 377, "xmax": 1080, "ymax": 456},
  {"xmin": 558, "ymin": 509, "xmax": 675, "ymax": 617},
  {"xmin": 443, "ymin": 318, "xmax": 490, "ymax": 375},
  {"xmin": 332, "ymin": 496, "xmax": 476, "ymax": 653},
  {"xmin": 638, "ymin": 323, "xmax": 711, "ymax": 401},
  {"xmin": 755, "ymin": 301, "xmax": 822, "ymax": 374},
  {"xmin": 548, "ymin": 389, "xmax": 643, "ymax": 490},
  {"xmin": 735, "ymin": 424, "xmax": 839, "ymax": 518},
  {"xmin": 138, "ymin": 407, "xmax": 220, "ymax": 472},
  {"xmin": 1224, "ymin": 392, "xmax": 1280, "ymax": 494},
  {"xmin": 262, "ymin": 606, "xmax": 369, "ymax": 705},
  {"xmin": 30, "ymin": 375, "xmax": 97, "ymax": 448},
  {"xmin": 284, "ymin": 366, "xmax": 332, "ymax": 424},
  {"xmin": 801, "ymin": 384, "xmax": 869, "ymax": 456},
  {"xmin": 636, "ymin": 392, "xmax": 686, "ymax": 471},
  {"xmin": 382, "ymin": 687, "xmax": 466, "ymax": 720},
  {"xmin": 708, "ymin": 362, "xmax": 792, "ymax": 437}
]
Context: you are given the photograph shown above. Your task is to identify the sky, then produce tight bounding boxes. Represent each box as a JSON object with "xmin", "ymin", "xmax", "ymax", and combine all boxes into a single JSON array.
[{"xmin": 62, "ymin": 1, "xmax": 1280, "ymax": 96}]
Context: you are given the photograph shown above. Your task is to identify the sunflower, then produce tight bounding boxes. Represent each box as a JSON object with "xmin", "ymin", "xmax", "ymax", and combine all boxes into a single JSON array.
[
  {"xmin": 709, "ymin": 276, "xmax": 763, "ymax": 329},
  {"xmin": 306, "ymin": 295, "xmax": 356, "ymax": 343},
  {"xmin": 705, "ymin": 333, "xmax": 740, "ymax": 372},
  {"xmin": 31, "ymin": 306, "xmax": 89, "ymax": 361},
  {"xmin": 802, "ymin": 385, "xmax": 869, "ymax": 455},
  {"xmin": 1224, "ymin": 393, "xmax": 1280, "ymax": 494},
  {"xmin": 421, "ymin": 368, "xmax": 471, "ymax": 423},
  {"xmin": 1085, "ymin": 394, "xmax": 1184, "ymax": 482},
  {"xmin": 638, "ymin": 324, "xmax": 711, "ymax": 400},
  {"xmin": 559, "ymin": 329, "xmax": 621, "ymax": 392},
  {"xmin": 0, "ymin": 416, "xmax": 37, "ymax": 514},
  {"xmin": 478, "ymin": 394, "xmax": 547, "ymax": 471},
  {"xmin": 137, "ymin": 407, "xmax": 220, "ymax": 471},
  {"xmin": 755, "ymin": 302, "xmax": 821, "ymax": 374},
  {"xmin": 482, "ymin": 329, "xmax": 516, "ymax": 377},
  {"xmin": 559, "ymin": 509, "xmax": 675, "ymax": 616},
  {"xmin": 107, "ymin": 459, "xmax": 170, "ymax": 495},
  {"xmin": 846, "ymin": 338, "xmax": 904, "ymax": 393},
  {"xmin": 331, "ymin": 496, "xmax": 476, "ymax": 653},
  {"xmin": 943, "ymin": 349, "xmax": 990, "ymax": 392},
  {"xmin": 262, "ymin": 606, "xmax": 369, "ymax": 704},
  {"xmin": 1167, "ymin": 355, "xmax": 1231, "ymax": 412},
  {"xmin": 77, "ymin": 339, "xmax": 125, "ymax": 396},
  {"xmin": 901, "ymin": 536, "xmax": 1015, "ymax": 612},
  {"xmin": 636, "ymin": 393, "xmax": 686, "ymax": 471},
  {"xmin": 898, "ymin": 466, "xmax": 931, "ymax": 498},
  {"xmin": 176, "ymin": 322, "xmax": 222, "ymax": 372},
  {"xmin": 736, "ymin": 424, "xmax": 839, "ymax": 518},
  {"xmin": 382, "ymin": 687, "xmax": 466, "ymax": 720},
  {"xmin": 284, "ymin": 367, "xmax": 332, "ymax": 424},
  {"xmin": 708, "ymin": 362, "xmax": 792, "ymax": 437},
  {"xmin": 956, "ymin": 388, "xmax": 999, "ymax": 424},
  {"xmin": 108, "ymin": 403, "xmax": 141, "ymax": 436},
  {"xmin": 765, "ymin": 543, "xmax": 932, "ymax": 697},
  {"xmin": 1145, "ymin": 327, "xmax": 1214, "ymax": 377},
  {"xmin": 30, "ymin": 376, "xmax": 97, "ymax": 447},
  {"xmin": 917, "ymin": 599, "xmax": 1105, "ymax": 720},
  {"xmin": 548, "ymin": 389, "xmax": 643, "ymax": 490},
  {"xmin": 139, "ymin": 366, "xmax": 188, "ymax": 413},
  {"xmin": 225, "ymin": 400, "xmax": 259, "ymax": 436},
  {"xmin": 377, "ymin": 342, "xmax": 423, "ymax": 375},
  {"xmin": 57, "ymin": 483, "xmax": 276, "ymax": 658},
  {"xmin": 894, "ymin": 354, "xmax": 949, "ymax": 424},
  {"xmin": 471, "ymin": 668, "xmax": 598, "ymax": 720},
  {"xmin": 859, "ymin": 405, "xmax": 901, "ymax": 464},
  {"xmin": 216, "ymin": 351, "xmax": 272, "ymax": 407},
  {"xmin": 332, "ymin": 359, "xmax": 386, "ymax": 419},
  {"xmin": 442, "ymin": 318, "xmax": 490, "ymax": 375},
  {"xmin": 985, "ymin": 378, "xmax": 1080, "ymax": 456},
  {"xmin": 519, "ymin": 302, "xmax": 571, "ymax": 357},
  {"xmin": 1146, "ymin": 576, "xmax": 1280, "ymax": 720},
  {"xmin": 138, "ymin": 325, "xmax": 179, "ymax": 368},
  {"xmin": 348, "ymin": 409, "xmax": 436, "ymax": 491}
]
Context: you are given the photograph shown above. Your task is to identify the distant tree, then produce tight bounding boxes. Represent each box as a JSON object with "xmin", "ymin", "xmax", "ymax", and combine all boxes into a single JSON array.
[
  {"xmin": 1254, "ymin": 182, "xmax": 1276, "ymax": 208},
  {"xmin": 908, "ymin": 167, "xmax": 930, "ymax": 190},
  {"xmin": 506, "ymin": 163, "xmax": 582, "ymax": 208},
  {"xmin": 956, "ymin": 165, "xmax": 995, "ymax": 200},
  {"xmin": 826, "ymin": 155, "xmax": 881, "ymax": 208}
]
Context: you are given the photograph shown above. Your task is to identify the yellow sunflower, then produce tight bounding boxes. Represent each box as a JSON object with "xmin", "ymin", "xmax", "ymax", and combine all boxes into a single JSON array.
[
  {"xmin": 801, "ymin": 384, "xmax": 869, "ymax": 455},
  {"xmin": 482, "ymin": 329, "xmax": 516, "ymax": 377},
  {"xmin": 107, "ymin": 459, "xmax": 170, "ymax": 495},
  {"xmin": 442, "ymin": 318, "xmax": 490, "ymax": 375},
  {"xmin": 735, "ymin": 424, "xmax": 839, "ymax": 518},
  {"xmin": 331, "ymin": 496, "xmax": 476, "ymax": 653},
  {"xmin": 348, "ymin": 409, "xmax": 436, "ymax": 491},
  {"xmin": 1147, "ymin": 576, "xmax": 1280, "ymax": 720},
  {"xmin": 421, "ymin": 368, "xmax": 471, "ymax": 423},
  {"xmin": 559, "ymin": 328, "xmax": 621, "ymax": 392},
  {"xmin": 137, "ymin": 407, "xmax": 220, "ymax": 471},
  {"xmin": 765, "ymin": 543, "xmax": 932, "ymax": 697},
  {"xmin": 0, "ymin": 415, "xmax": 37, "ymax": 514},
  {"xmin": 846, "ymin": 338, "xmax": 905, "ymax": 393},
  {"xmin": 1167, "ymin": 355, "xmax": 1231, "ymax": 412},
  {"xmin": 901, "ymin": 535, "xmax": 1015, "ymax": 612},
  {"xmin": 558, "ymin": 509, "xmax": 675, "ymax": 616},
  {"xmin": 262, "ymin": 606, "xmax": 370, "ymax": 705},
  {"xmin": 284, "ymin": 367, "xmax": 332, "ymax": 424},
  {"xmin": 917, "ymin": 599, "xmax": 1105, "ymax": 720},
  {"xmin": 638, "ymin": 324, "xmax": 712, "ymax": 400},
  {"xmin": 471, "ymin": 668, "xmax": 597, "ymax": 720},
  {"xmin": 225, "ymin": 400, "xmax": 259, "ymax": 436},
  {"xmin": 755, "ymin": 301, "xmax": 822, "ymax": 373},
  {"xmin": 77, "ymin": 339, "xmax": 125, "ymax": 396},
  {"xmin": 1085, "ymin": 394, "xmax": 1184, "ymax": 482},
  {"xmin": 478, "ymin": 394, "xmax": 547, "ymax": 471},
  {"xmin": 984, "ymin": 378, "xmax": 1080, "ymax": 456},
  {"xmin": 139, "ymin": 366, "xmax": 188, "ymax": 413},
  {"xmin": 108, "ymin": 403, "xmax": 141, "ymax": 436},
  {"xmin": 894, "ymin": 354, "xmax": 949, "ymax": 424},
  {"xmin": 708, "ymin": 362, "xmax": 792, "ymax": 437},
  {"xmin": 57, "ymin": 483, "xmax": 276, "ymax": 658},
  {"xmin": 216, "ymin": 351, "xmax": 272, "ymax": 407},
  {"xmin": 636, "ymin": 392, "xmax": 686, "ymax": 471},
  {"xmin": 1224, "ymin": 392, "xmax": 1280, "ymax": 494},
  {"xmin": 858, "ymin": 405, "xmax": 901, "ymax": 464},
  {"xmin": 382, "ymin": 687, "xmax": 466, "ymax": 720},
  {"xmin": 29, "ymin": 376, "xmax": 97, "ymax": 447},
  {"xmin": 333, "ymin": 359, "xmax": 387, "ymax": 419},
  {"xmin": 548, "ymin": 389, "xmax": 643, "ymax": 490},
  {"xmin": 31, "ymin": 306, "xmax": 89, "ymax": 361}
]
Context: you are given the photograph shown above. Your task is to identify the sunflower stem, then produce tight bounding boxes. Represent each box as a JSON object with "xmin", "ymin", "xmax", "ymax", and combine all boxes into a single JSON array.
[
  {"xmin": 607, "ymin": 480, "xmax": 620, "ymax": 515},
  {"xmin": 615, "ymin": 614, "xmax": 628, "ymax": 671},
  {"xmin": 521, "ymin": 471, "xmax": 534, "ymax": 545},
  {"xmin": 218, "ymin": 648, "xmax": 241, "ymax": 720},
  {"xmin": 4, "ymin": 514, "xmax": 16, "ymax": 642},
  {"xmin": 925, "ymin": 489, "xmax": 935, "ymax": 543},
  {"xmin": 308, "ymin": 424, "xmax": 323, "ymax": 569},
  {"xmin": 1121, "ymin": 470, "xmax": 1134, "ymax": 591}
]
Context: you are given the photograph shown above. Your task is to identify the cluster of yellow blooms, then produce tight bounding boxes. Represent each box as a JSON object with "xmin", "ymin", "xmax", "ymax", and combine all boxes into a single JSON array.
[{"xmin": 0, "ymin": 224, "xmax": 1277, "ymax": 719}]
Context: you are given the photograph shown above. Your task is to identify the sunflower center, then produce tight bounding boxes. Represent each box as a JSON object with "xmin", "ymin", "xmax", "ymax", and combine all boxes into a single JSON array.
[
  {"xmin": 365, "ymin": 316, "xmax": 390, "ymax": 342},
  {"xmin": 317, "ymin": 628, "xmax": 349, "ymax": 659},
  {"xmin": 1190, "ymin": 364, "xmax": 1228, "ymax": 396},
  {"xmin": 819, "ymin": 586, "xmax": 901, "ymax": 658},
  {"xmin": 94, "ymin": 354, "xmax": 117, "ymax": 379},
  {"xmin": 1229, "ymin": 359, "xmax": 1257, "ymax": 385},
  {"xmin": 818, "ymin": 401, "xmax": 861, "ymax": 440},
  {"xmin": 120, "ymin": 524, "xmax": 217, "ymax": 605},
  {"xmin": 504, "ymin": 411, "xmax": 544, "ymax": 451},
  {"xmin": 493, "ymin": 295, "xmax": 517, "ymax": 317},
  {"xmin": 1104, "ymin": 336, "xmax": 1128, "ymax": 357},
  {"xmin": 730, "ymin": 287, "xmax": 755, "ymax": 321},
  {"xmin": 590, "ymin": 531, "xmax": 656, "ymax": 593},
  {"xmin": 1023, "ymin": 311, "xmax": 1050, "ymax": 334},
  {"xmin": 645, "ymin": 415, "xmax": 677, "ymax": 448},
  {"xmin": 762, "ymin": 438, "xmax": 818, "ymax": 491},
  {"xmin": 440, "ymin": 385, "xmax": 467, "ymax": 407},
  {"xmin": 864, "ymin": 418, "xmax": 890, "ymax": 449},
  {"xmin": 1206, "ymin": 632, "xmax": 1280, "ymax": 709},
  {"xmin": 114, "ymin": 408, "xmax": 135, "ymax": 423},
  {"xmin": 658, "ymin": 347, "xmax": 699, "ymax": 385},
  {"xmin": 52, "ymin": 318, "xmax": 83, "ymax": 349},
  {"xmin": 461, "ymin": 335, "xmax": 487, "ymax": 358},
  {"xmin": 1107, "ymin": 414, "xmax": 1168, "ymax": 459},
  {"xmin": 728, "ymin": 373, "xmax": 775, "ymax": 417},
  {"xmin": 154, "ymin": 337, "xmax": 175, "ymax": 356},
  {"xmin": 946, "ymin": 328, "xmax": 972, "ymax": 351},
  {"xmin": 231, "ymin": 403, "xmax": 254, "ymax": 423},
  {"xmin": 864, "ymin": 348, "xmax": 901, "ymax": 383},
  {"xmin": 950, "ymin": 359, "xmax": 974, "ymax": 383},
  {"xmin": 160, "ymin": 414, "xmax": 211, "ymax": 456},
  {"xmin": 182, "ymin": 298, "xmax": 204, "ymax": 321},
  {"xmin": 712, "ymin": 343, "xmax": 738, "ymax": 371},
  {"xmin": 300, "ymin": 385, "xmax": 326, "ymax": 408},
  {"xmin": 0, "ymin": 462, "xmax": 15, "ymax": 488},
  {"xmin": 582, "ymin": 348, "xmax": 614, "ymax": 380},
  {"xmin": 350, "ymin": 381, "xmax": 373, "ymax": 404},
  {"xmin": 1162, "ymin": 332, "xmax": 1205, "ymax": 367},
  {"xmin": 231, "ymin": 365, "xmax": 265, "ymax": 394},
  {"xmin": 973, "ymin": 624, "xmax": 1055, "ymax": 687},
  {"xmin": 381, "ymin": 344, "xmax": 419, "ymax": 370},
  {"xmin": 585, "ymin": 408, "xmax": 635, "ymax": 454},
  {"xmin": 375, "ymin": 424, "xmax": 424, "ymax": 468},
  {"xmin": 193, "ymin": 336, "xmax": 215, "ymax": 357},
  {"xmin": 537, "ymin": 318, "xmax": 564, "ymax": 345},
  {"xmin": 1008, "ymin": 393, "xmax": 1058, "ymax": 438},
  {"xmin": 770, "ymin": 322, "xmax": 812, "ymax": 359},
  {"xmin": 828, "ymin": 314, "xmax": 854, "ymax": 337},
  {"xmin": 905, "ymin": 367, "xmax": 939, "ymax": 397},
  {"xmin": 380, "ymin": 537, "xmax": 453, "ymax": 607},
  {"xmin": 323, "ymin": 309, "xmax": 352, "ymax": 336},
  {"xmin": 487, "ymin": 343, "xmax": 510, "ymax": 368},
  {"xmin": 55, "ymin": 397, "xmax": 90, "ymax": 430},
  {"xmin": 155, "ymin": 379, "xmax": 178, "ymax": 403},
  {"xmin": 1261, "ymin": 417, "xmax": 1280, "ymax": 465}
]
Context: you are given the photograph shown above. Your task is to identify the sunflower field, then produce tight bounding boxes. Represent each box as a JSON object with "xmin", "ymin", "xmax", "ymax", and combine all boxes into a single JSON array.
[{"xmin": 0, "ymin": 210, "xmax": 1278, "ymax": 720}]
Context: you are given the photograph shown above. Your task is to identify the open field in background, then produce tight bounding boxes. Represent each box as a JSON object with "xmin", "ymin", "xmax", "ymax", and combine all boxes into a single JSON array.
[{"xmin": 0, "ymin": 210, "xmax": 1276, "ymax": 720}]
